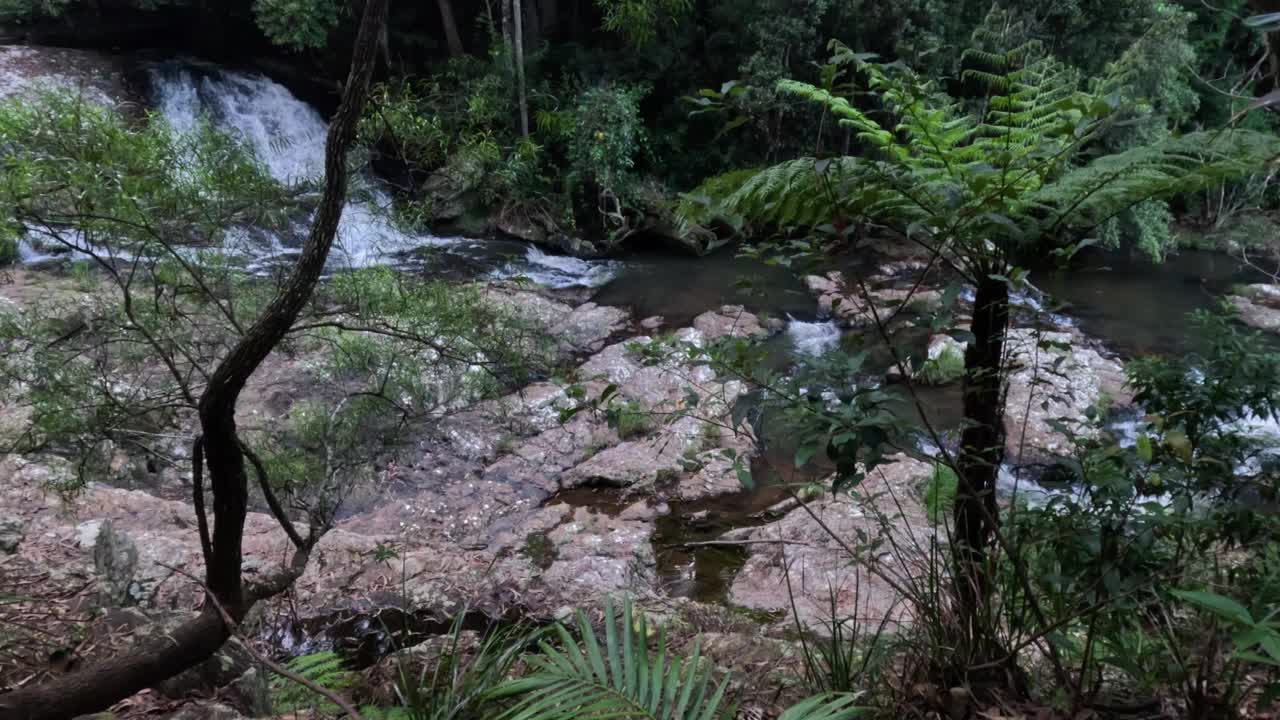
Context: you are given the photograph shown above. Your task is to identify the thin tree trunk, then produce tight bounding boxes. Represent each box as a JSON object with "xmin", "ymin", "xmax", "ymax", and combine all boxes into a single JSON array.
[
  {"xmin": 437, "ymin": 0, "xmax": 464, "ymax": 56},
  {"xmin": 952, "ymin": 275, "xmax": 1009, "ymax": 638},
  {"xmin": 513, "ymin": 0, "xmax": 530, "ymax": 138},
  {"xmin": 0, "ymin": 2, "xmax": 390, "ymax": 718},
  {"xmin": 502, "ymin": 0, "xmax": 516, "ymax": 95}
]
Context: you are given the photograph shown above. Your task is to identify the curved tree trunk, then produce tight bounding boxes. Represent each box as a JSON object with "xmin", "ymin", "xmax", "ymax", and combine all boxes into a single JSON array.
[{"xmin": 0, "ymin": 2, "xmax": 390, "ymax": 718}]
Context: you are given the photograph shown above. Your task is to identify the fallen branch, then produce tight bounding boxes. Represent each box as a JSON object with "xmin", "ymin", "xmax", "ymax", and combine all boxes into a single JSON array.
[
  {"xmin": 662, "ymin": 539, "xmax": 814, "ymax": 549},
  {"xmin": 161, "ymin": 563, "xmax": 366, "ymax": 720}
]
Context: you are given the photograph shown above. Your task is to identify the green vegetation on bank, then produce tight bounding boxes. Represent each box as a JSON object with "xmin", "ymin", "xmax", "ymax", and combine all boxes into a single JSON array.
[
  {"xmin": 2, "ymin": 0, "xmax": 1277, "ymax": 256},
  {"xmin": 2, "ymin": 0, "xmax": 1280, "ymax": 718}
]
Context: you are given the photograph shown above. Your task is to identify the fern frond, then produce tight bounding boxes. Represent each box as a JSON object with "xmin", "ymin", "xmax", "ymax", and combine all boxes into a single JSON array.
[
  {"xmin": 712, "ymin": 157, "xmax": 897, "ymax": 228},
  {"xmin": 1031, "ymin": 129, "xmax": 1280, "ymax": 231}
]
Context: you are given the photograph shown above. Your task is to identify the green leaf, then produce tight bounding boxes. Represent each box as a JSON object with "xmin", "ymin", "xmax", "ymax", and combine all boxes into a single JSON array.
[
  {"xmin": 1171, "ymin": 590, "xmax": 1254, "ymax": 627},
  {"xmin": 1135, "ymin": 434, "xmax": 1153, "ymax": 463},
  {"xmin": 795, "ymin": 443, "xmax": 819, "ymax": 468},
  {"xmin": 1165, "ymin": 430, "xmax": 1192, "ymax": 463},
  {"xmin": 779, "ymin": 692, "xmax": 867, "ymax": 720}
]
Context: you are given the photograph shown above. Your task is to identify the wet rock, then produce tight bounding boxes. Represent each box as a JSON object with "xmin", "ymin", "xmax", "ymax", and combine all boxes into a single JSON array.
[
  {"xmin": 483, "ymin": 288, "xmax": 629, "ymax": 356},
  {"xmin": 546, "ymin": 233, "xmax": 605, "ymax": 258},
  {"xmin": 420, "ymin": 169, "xmax": 466, "ymax": 221},
  {"xmin": 676, "ymin": 451, "xmax": 748, "ymax": 501},
  {"xmin": 231, "ymin": 666, "xmax": 273, "ymax": 717},
  {"xmin": 564, "ymin": 438, "xmax": 685, "ymax": 489},
  {"xmin": 1230, "ymin": 294, "xmax": 1280, "ymax": 334},
  {"xmin": 619, "ymin": 500, "xmax": 660, "ymax": 521},
  {"xmin": 804, "ymin": 273, "xmax": 872, "ymax": 327},
  {"xmin": 496, "ymin": 211, "xmax": 548, "ymax": 245},
  {"xmin": 877, "ymin": 259, "xmax": 930, "ymax": 278},
  {"xmin": 692, "ymin": 305, "xmax": 769, "ymax": 339},
  {"xmin": 640, "ymin": 315, "xmax": 665, "ymax": 331},
  {"xmin": 1003, "ymin": 328, "xmax": 1129, "ymax": 461},
  {"xmin": 0, "ymin": 516, "xmax": 23, "ymax": 553},
  {"xmin": 728, "ymin": 455, "xmax": 933, "ymax": 628},
  {"xmin": 93, "ymin": 519, "xmax": 138, "ymax": 607},
  {"xmin": 0, "ymin": 45, "xmax": 130, "ymax": 107},
  {"xmin": 869, "ymin": 286, "xmax": 942, "ymax": 311},
  {"xmin": 1235, "ymin": 283, "xmax": 1280, "ymax": 308}
]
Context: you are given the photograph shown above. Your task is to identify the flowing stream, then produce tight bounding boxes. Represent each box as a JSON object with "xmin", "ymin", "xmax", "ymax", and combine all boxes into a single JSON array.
[
  {"xmin": 137, "ymin": 62, "xmax": 625, "ymax": 286},
  {"xmin": 14, "ymin": 58, "xmax": 1280, "ymax": 618}
]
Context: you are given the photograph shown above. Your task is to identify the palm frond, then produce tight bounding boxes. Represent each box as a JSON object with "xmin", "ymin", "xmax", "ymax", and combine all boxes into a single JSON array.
[
  {"xmin": 778, "ymin": 693, "xmax": 866, "ymax": 720},
  {"xmin": 490, "ymin": 598, "xmax": 729, "ymax": 720},
  {"xmin": 490, "ymin": 598, "xmax": 869, "ymax": 720}
]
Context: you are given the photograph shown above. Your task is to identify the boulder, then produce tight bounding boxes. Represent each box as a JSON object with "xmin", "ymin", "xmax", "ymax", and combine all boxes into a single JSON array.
[
  {"xmin": 564, "ymin": 438, "xmax": 686, "ymax": 489},
  {"xmin": 1235, "ymin": 283, "xmax": 1280, "ymax": 308},
  {"xmin": 804, "ymin": 273, "xmax": 872, "ymax": 327},
  {"xmin": 231, "ymin": 666, "xmax": 273, "ymax": 717},
  {"xmin": 0, "ymin": 45, "xmax": 130, "ymax": 107},
  {"xmin": 1230, "ymin": 294, "xmax": 1280, "ymax": 335},
  {"xmin": 692, "ymin": 305, "xmax": 770, "ymax": 340},
  {"xmin": 0, "ymin": 516, "xmax": 23, "ymax": 554},
  {"xmin": 1003, "ymin": 329, "xmax": 1129, "ymax": 461},
  {"xmin": 93, "ymin": 519, "xmax": 139, "ymax": 607},
  {"xmin": 542, "ymin": 505, "xmax": 655, "ymax": 592}
]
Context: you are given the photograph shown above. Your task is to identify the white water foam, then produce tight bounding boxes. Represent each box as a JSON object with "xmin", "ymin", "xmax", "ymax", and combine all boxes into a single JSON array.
[
  {"xmin": 148, "ymin": 64, "xmax": 461, "ymax": 270},
  {"xmin": 787, "ymin": 316, "xmax": 842, "ymax": 356},
  {"xmin": 489, "ymin": 245, "xmax": 621, "ymax": 289}
]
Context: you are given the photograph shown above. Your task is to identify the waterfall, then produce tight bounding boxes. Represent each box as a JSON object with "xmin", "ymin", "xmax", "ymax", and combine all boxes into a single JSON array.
[
  {"xmin": 141, "ymin": 62, "xmax": 620, "ymax": 285},
  {"xmin": 147, "ymin": 62, "xmax": 449, "ymax": 270},
  {"xmin": 489, "ymin": 245, "xmax": 622, "ymax": 289},
  {"xmin": 786, "ymin": 316, "xmax": 842, "ymax": 356}
]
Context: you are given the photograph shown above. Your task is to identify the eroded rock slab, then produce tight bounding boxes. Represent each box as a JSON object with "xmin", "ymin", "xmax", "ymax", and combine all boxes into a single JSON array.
[
  {"xmin": 1003, "ymin": 328, "xmax": 1129, "ymax": 461},
  {"xmin": 729, "ymin": 455, "xmax": 933, "ymax": 628}
]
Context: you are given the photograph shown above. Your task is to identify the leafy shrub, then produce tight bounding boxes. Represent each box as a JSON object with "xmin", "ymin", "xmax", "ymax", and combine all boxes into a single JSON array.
[
  {"xmin": 252, "ymin": 0, "xmax": 341, "ymax": 50},
  {"xmin": 0, "ymin": 236, "xmax": 17, "ymax": 266},
  {"xmin": 922, "ymin": 463, "xmax": 957, "ymax": 523},
  {"xmin": 607, "ymin": 399, "xmax": 653, "ymax": 440},
  {"xmin": 568, "ymin": 83, "xmax": 650, "ymax": 217},
  {"xmin": 916, "ymin": 344, "xmax": 964, "ymax": 386}
]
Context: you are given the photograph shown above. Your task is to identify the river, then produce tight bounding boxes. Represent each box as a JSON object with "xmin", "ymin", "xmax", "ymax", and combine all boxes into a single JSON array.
[{"xmin": 8, "ymin": 52, "xmax": 1280, "ymax": 638}]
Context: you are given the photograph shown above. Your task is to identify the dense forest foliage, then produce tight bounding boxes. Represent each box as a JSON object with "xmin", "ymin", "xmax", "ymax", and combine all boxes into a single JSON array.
[{"xmin": 3, "ymin": 0, "xmax": 1279, "ymax": 257}]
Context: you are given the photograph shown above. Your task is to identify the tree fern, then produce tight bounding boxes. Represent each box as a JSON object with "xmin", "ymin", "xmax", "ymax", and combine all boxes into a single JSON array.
[{"xmin": 683, "ymin": 19, "xmax": 1280, "ymax": 272}]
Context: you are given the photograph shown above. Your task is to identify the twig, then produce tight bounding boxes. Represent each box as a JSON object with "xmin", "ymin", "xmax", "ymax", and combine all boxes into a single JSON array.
[
  {"xmin": 160, "ymin": 563, "xmax": 366, "ymax": 720},
  {"xmin": 240, "ymin": 441, "xmax": 308, "ymax": 551}
]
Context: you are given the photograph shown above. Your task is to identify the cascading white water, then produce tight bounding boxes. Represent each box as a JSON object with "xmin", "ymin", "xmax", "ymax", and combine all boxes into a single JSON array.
[
  {"xmin": 143, "ymin": 63, "xmax": 620, "ymax": 285},
  {"xmin": 489, "ymin": 245, "xmax": 622, "ymax": 289},
  {"xmin": 148, "ymin": 63, "xmax": 455, "ymax": 270},
  {"xmin": 786, "ymin": 316, "xmax": 842, "ymax": 357}
]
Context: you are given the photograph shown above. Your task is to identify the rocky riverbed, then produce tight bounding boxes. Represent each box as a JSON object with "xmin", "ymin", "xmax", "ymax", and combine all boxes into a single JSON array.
[
  {"xmin": 0, "ymin": 252, "xmax": 1141, "ymax": 716},
  {"xmin": 2, "ymin": 41, "xmax": 1275, "ymax": 720}
]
